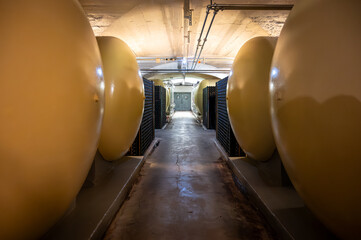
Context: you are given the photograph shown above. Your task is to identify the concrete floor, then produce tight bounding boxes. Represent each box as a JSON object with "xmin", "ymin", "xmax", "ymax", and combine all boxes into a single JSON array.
[
  {"xmin": 103, "ymin": 111, "xmax": 275, "ymax": 240},
  {"xmin": 214, "ymin": 142, "xmax": 337, "ymax": 240}
]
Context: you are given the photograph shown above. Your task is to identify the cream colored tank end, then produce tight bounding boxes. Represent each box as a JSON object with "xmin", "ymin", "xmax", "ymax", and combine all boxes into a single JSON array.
[
  {"xmin": 97, "ymin": 36, "xmax": 144, "ymax": 161},
  {"xmin": 194, "ymin": 79, "xmax": 219, "ymax": 115},
  {"xmin": 227, "ymin": 36, "xmax": 277, "ymax": 161},
  {"xmin": 270, "ymin": 0, "xmax": 361, "ymax": 238},
  {"xmin": 0, "ymin": 0, "xmax": 104, "ymax": 239}
]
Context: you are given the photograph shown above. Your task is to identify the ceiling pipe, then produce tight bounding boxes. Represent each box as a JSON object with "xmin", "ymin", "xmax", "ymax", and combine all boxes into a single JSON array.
[
  {"xmin": 191, "ymin": 2, "xmax": 294, "ymax": 70},
  {"xmin": 192, "ymin": 9, "xmax": 218, "ymax": 70},
  {"xmin": 208, "ymin": 4, "xmax": 294, "ymax": 11},
  {"xmin": 190, "ymin": 8, "xmax": 210, "ymax": 70}
]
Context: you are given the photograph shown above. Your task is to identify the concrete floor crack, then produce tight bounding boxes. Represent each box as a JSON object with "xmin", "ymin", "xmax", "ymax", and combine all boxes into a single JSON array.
[{"xmin": 176, "ymin": 154, "xmax": 181, "ymax": 193}]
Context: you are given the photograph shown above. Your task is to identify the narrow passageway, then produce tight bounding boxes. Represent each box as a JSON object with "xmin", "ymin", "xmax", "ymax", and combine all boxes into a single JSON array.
[{"xmin": 104, "ymin": 111, "xmax": 275, "ymax": 240}]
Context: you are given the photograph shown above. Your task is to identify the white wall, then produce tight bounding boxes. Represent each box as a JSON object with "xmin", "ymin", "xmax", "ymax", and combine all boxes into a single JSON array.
[{"xmin": 174, "ymin": 85, "xmax": 193, "ymax": 93}]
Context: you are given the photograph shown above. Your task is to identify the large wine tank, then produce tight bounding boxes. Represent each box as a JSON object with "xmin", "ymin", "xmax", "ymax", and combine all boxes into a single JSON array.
[
  {"xmin": 227, "ymin": 37, "xmax": 277, "ymax": 161},
  {"xmin": 269, "ymin": 0, "xmax": 361, "ymax": 238},
  {"xmin": 97, "ymin": 37, "xmax": 145, "ymax": 161},
  {"xmin": 194, "ymin": 79, "xmax": 219, "ymax": 115},
  {"xmin": 0, "ymin": 1, "xmax": 104, "ymax": 239}
]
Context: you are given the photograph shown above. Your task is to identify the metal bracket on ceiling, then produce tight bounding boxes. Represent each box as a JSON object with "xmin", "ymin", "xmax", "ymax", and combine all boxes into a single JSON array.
[
  {"xmin": 207, "ymin": 3, "xmax": 293, "ymax": 11},
  {"xmin": 184, "ymin": 9, "xmax": 193, "ymax": 26},
  {"xmin": 184, "ymin": 0, "xmax": 193, "ymax": 26}
]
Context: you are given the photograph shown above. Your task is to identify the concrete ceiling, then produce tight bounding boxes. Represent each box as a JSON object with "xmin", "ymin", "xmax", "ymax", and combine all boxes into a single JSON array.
[{"xmin": 79, "ymin": 0, "xmax": 295, "ymax": 83}]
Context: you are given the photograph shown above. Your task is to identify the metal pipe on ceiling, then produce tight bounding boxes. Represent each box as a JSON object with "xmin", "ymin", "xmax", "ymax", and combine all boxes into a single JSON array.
[
  {"xmin": 190, "ymin": 8, "xmax": 210, "ymax": 70},
  {"xmin": 208, "ymin": 4, "xmax": 294, "ymax": 11},
  {"xmin": 190, "ymin": 2, "xmax": 294, "ymax": 70},
  {"xmin": 192, "ymin": 9, "xmax": 218, "ymax": 70}
]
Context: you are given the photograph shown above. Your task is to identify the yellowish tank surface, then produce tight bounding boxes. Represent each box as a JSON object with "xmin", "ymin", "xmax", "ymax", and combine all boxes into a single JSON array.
[
  {"xmin": 152, "ymin": 79, "xmax": 165, "ymax": 87},
  {"xmin": 97, "ymin": 37, "xmax": 144, "ymax": 161},
  {"xmin": 0, "ymin": 1, "xmax": 104, "ymax": 239},
  {"xmin": 227, "ymin": 37, "xmax": 277, "ymax": 161},
  {"xmin": 193, "ymin": 84, "xmax": 200, "ymax": 111},
  {"xmin": 195, "ymin": 79, "xmax": 218, "ymax": 115},
  {"xmin": 270, "ymin": 0, "xmax": 361, "ymax": 238},
  {"xmin": 166, "ymin": 88, "xmax": 170, "ymax": 113}
]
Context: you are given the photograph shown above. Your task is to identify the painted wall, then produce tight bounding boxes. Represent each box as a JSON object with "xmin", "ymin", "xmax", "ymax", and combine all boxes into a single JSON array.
[{"xmin": 174, "ymin": 85, "xmax": 193, "ymax": 93}]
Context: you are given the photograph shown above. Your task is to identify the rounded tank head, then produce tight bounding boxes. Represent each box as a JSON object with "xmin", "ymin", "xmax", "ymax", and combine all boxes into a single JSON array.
[
  {"xmin": 0, "ymin": 1, "xmax": 104, "ymax": 239},
  {"xmin": 152, "ymin": 79, "xmax": 165, "ymax": 87},
  {"xmin": 166, "ymin": 88, "xmax": 170, "ymax": 113},
  {"xmin": 97, "ymin": 37, "xmax": 145, "ymax": 161},
  {"xmin": 227, "ymin": 37, "xmax": 277, "ymax": 161},
  {"xmin": 195, "ymin": 79, "xmax": 218, "ymax": 115},
  {"xmin": 270, "ymin": 0, "xmax": 361, "ymax": 238}
]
